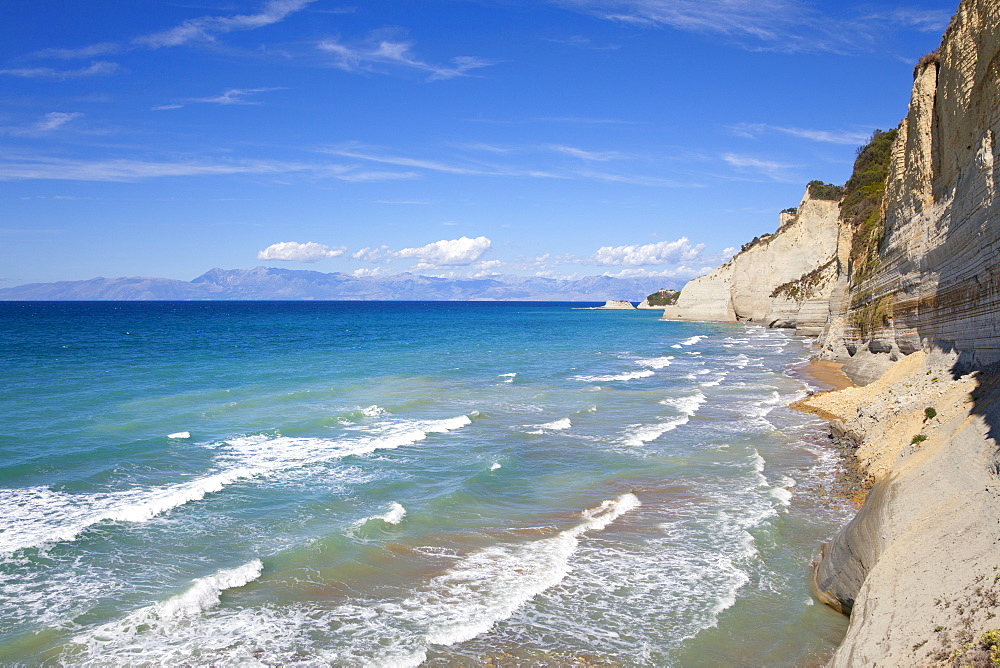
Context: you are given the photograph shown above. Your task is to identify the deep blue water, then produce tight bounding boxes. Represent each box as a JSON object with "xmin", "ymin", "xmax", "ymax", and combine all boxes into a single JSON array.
[{"xmin": 0, "ymin": 301, "xmax": 849, "ymax": 665}]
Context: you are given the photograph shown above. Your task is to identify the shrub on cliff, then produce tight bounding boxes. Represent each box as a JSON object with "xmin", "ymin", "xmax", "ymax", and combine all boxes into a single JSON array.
[
  {"xmin": 645, "ymin": 289, "xmax": 679, "ymax": 306},
  {"xmin": 807, "ymin": 180, "xmax": 845, "ymax": 201},
  {"xmin": 843, "ymin": 128, "xmax": 899, "ymax": 284}
]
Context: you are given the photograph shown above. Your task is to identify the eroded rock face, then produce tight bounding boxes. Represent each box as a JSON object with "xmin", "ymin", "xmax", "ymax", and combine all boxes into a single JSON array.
[
  {"xmin": 662, "ymin": 188, "xmax": 840, "ymax": 334},
  {"xmin": 810, "ymin": 5, "xmax": 1000, "ymax": 660},
  {"xmin": 801, "ymin": 351, "xmax": 1000, "ymax": 666},
  {"xmin": 824, "ymin": 0, "xmax": 1000, "ymax": 372}
]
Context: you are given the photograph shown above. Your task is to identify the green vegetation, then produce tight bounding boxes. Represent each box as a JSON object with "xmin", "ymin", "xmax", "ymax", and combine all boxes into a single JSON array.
[
  {"xmin": 842, "ymin": 128, "xmax": 899, "ymax": 335},
  {"xmin": 924, "ymin": 407, "xmax": 937, "ymax": 421},
  {"xmin": 982, "ymin": 629, "xmax": 1000, "ymax": 665},
  {"xmin": 843, "ymin": 128, "xmax": 898, "ymax": 282},
  {"xmin": 780, "ymin": 207, "xmax": 798, "ymax": 215},
  {"xmin": 807, "ymin": 180, "xmax": 846, "ymax": 201},
  {"xmin": 848, "ymin": 291, "xmax": 894, "ymax": 335},
  {"xmin": 911, "ymin": 434, "xmax": 928, "ymax": 445},
  {"xmin": 770, "ymin": 258, "xmax": 836, "ymax": 301},
  {"xmin": 914, "ymin": 49, "xmax": 941, "ymax": 78},
  {"xmin": 645, "ymin": 289, "xmax": 679, "ymax": 306},
  {"xmin": 740, "ymin": 233, "xmax": 772, "ymax": 253}
]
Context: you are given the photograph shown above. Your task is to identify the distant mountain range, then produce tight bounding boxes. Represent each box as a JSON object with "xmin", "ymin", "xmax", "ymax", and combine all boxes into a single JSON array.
[{"xmin": 0, "ymin": 267, "xmax": 685, "ymax": 302}]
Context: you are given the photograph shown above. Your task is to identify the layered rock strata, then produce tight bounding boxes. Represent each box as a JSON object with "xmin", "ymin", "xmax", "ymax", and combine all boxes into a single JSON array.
[
  {"xmin": 804, "ymin": 1, "xmax": 1000, "ymax": 662},
  {"xmin": 799, "ymin": 351, "xmax": 1000, "ymax": 666},
  {"xmin": 662, "ymin": 188, "xmax": 840, "ymax": 334}
]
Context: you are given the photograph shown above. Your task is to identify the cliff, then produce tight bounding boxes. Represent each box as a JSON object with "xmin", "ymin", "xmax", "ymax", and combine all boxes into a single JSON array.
[
  {"xmin": 662, "ymin": 187, "xmax": 841, "ymax": 335},
  {"xmin": 800, "ymin": 0, "xmax": 1000, "ymax": 663},
  {"xmin": 658, "ymin": 0, "xmax": 1000, "ymax": 660}
]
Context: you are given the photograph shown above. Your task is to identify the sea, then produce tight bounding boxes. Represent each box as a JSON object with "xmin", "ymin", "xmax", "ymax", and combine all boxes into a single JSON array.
[{"xmin": 0, "ymin": 301, "xmax": 853, "ymax": 666}]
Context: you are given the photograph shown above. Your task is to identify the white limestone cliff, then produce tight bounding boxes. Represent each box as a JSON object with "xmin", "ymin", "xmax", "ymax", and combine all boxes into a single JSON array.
[{"xmin": 661, "ymin": 188, "xmax": 840, "ymax": 334}]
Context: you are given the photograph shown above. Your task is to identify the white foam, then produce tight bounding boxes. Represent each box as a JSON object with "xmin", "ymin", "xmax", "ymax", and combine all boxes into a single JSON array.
[
  {"xmin": 356, "ymin": 502, "xmax": 407, "ymax": 527},
  {"xmin": 407, "ymin": 493, "xmax": 640, "ymax": 650},
  {"xmin": 59, "ymin": 495, "xmax": 641, "ymax": 666},
  {"xmin": 1, "ymin": 414, "xmax": 473, "ymax": 555},
  {"xmin": 490, "ymin": 463, "xmax": 501, "ymax": 471},
  {"xmin": 679, "ymin": 336, "xmax": 707, "ymax": 346},
  {"xmin": 68, "ymin": 560, "xmax": 263, "ymax": 658},
  {"xmin": 620, "ymin": 417, "xmax": 689, "ymax": 446},
  {"xmin": 670, "ymin": 344, "xmax": 682, "ymax": 349},
  {"xmin": 770, "ymin": 487, "xmax": 793, "ymax": 507},
  {"xmin": 635, "ymin": 356, "xmax": 674, "ymax": 369},
  {"xmin": 167, "ymin": 431, "xmax": 190, "ymax": 439},
  {"xmin": 362, "ymin": 405, "xmax": 389, "ymax": 417},
  {"xmin": 660, "ymin": 391, "xmax": 707, "ymax": 417},
  {"xmin": 573, "ymin": 370, "xmax": 655, "ymax": 382},
  {"xmin": 535, "ymin": 418, "xmax": 571, "ymax": 431}
]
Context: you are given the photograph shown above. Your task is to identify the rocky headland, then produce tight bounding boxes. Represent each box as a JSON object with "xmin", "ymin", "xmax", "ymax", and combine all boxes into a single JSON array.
[{"xmin": 667, "ymin": 0, "xmax": 1000, "ymax": 663}]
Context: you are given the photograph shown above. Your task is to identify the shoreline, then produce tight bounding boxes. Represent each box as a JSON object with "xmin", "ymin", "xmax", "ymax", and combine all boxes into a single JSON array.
[{"xmin": 789, "ymin": 356, "xmax": 869, "ymax": 508}]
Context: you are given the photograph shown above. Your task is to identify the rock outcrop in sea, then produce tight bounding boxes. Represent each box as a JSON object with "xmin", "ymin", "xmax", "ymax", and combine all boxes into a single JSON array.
[
  {"xmin": 598, "ymin": 300, "xmax": 636, "ymax": 309},
  {"xmin": 666, "ymin": 1, "xmax": 1000, "ymax": 662}
]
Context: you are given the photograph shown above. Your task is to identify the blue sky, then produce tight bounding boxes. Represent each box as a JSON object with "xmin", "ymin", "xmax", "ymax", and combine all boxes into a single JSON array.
[{"xmin": 1, "ymin": 0, "xmax": 955, "ymax": 287}]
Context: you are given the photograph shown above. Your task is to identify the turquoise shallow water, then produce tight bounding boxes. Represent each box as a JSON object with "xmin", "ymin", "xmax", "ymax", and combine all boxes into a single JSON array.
[{"xmin": 0, "ymin": 301, "xmax": 850, "ymax": 665}]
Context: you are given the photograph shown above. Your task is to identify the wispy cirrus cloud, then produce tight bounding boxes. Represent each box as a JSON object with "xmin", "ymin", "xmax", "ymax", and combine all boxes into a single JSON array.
[
  {"xmin": 154, "ymin": 87, "xmax": 285, "ymax": 111},
  {"xmin": 318, "ymin": 32, "xmax": 495, "ymax": 80},
  {"xmin": 26, "ymin": 0, "xmax": 313, "ymax": 63},
  {"xmin": 552, "ymin": 0, "xmax": 951, "ymax": 53},
  {"xmin": 0, "ymin": 61, "xmax": 118, "ymax": 80},
  {"xmin": 325, "ymin": 145, "xmax": 493, "ymax": 175},
  {"xmin": 730, "ymin": 122, "xmax": 872, "ymax": 145},
  {"xmin": 2, "ymin": 112, "xmax": 85, "ymax": 137},
  {"xmin": 327, "ymin": 142, "xmax": 697, "ymax": 187},
  {"xmin": 134, "ymin": 0, "xmax": 316, "ymax": 49},
  {"xmin": 0, "ymin": 155, "xmax": 415, "ymax": 183},
  {"xmin": 556, "ymin": 0, "xmax": 807, "ymax": 40},
  {"xmin": 723, "ymin": 153, "xmax": 796, "ymax": 179}
]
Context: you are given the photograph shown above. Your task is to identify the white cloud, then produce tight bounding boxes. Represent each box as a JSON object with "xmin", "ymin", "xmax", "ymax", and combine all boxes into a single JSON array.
[
  {"xmin": 352, "ymin": 246, "xmax": 394, "ymax": 263},
  {"xmin": 398, "ymin": 236, "xmax": 492, "ymax": 267},
  {"xmin": 156, "ymin": 88, "xmax": 285, "ymax": 111},
  {"xmin": 722, "ymin": 153, "xmax": 796, "ymax": 180},
  {"xmin": 318, "ymin": 34, "xmax": 494, "ymax": 80},
  {"xmin": 0, "ymin": 61, "xmax": 118, "ymax": 80},
  {"xmin": 556, "ymin": 0, "xmax": 803, "ymax": 40},
  {"xmin": 135, "ymin": 0, "xmax": 315, "ymax": 48},
  {"xmin": 591, "ymin": 238, "xmax": 704, "ymax": 266},
  {"xmin": 196, "ymin": 87, "xmax": 284, "ymax": 105},
  {"xmin": 0, "ymin": 155, "xmax": 418, "ymax": 183},
  {"xmin": 731, "ymin": 123, "xmax": 871, "ymax": 145},
  {"xmin": 35, "ymin": 112, "xmax": 82, "ymax": 132},
  {"xmin": 257, "ymin": 241, "xmax": 344, "ymax": 263},
  {"xmin": 548, "ymin": 144, "xmax": 625, "ymax": 161},
  {"xmin": 601, "ymin": 266, "xmax": 709, "ymax": 279},
  {"xmin": 553, "ymin": 0, "xmax": 949, "ymax": 54}
]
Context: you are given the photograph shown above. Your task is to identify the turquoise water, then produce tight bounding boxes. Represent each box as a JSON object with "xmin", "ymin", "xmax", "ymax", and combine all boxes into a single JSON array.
[{"xmin": 0, "ymin": 301, "xmax": 850, "ymax": 665}]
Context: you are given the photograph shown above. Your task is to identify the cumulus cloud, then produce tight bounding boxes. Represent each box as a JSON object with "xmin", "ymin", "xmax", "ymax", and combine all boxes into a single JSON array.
[
  {"xmin": 590, "ymin": 238, "xmax": 704, "ymax": 266},
  {"xmin": 352, "ymin": 245, "xmax": 394, "ymax": 263},
  {"xmin": 257, "ymin": 241, "xmax": 345, "ymax": 263},
  {"xmin": 397, "ymin": 236, "xmax": 492, "ymax": 266}
]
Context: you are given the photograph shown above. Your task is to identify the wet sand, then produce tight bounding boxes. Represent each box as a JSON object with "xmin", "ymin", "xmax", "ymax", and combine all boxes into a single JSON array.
[{"xmin": 797, "ymin": 359, "xmax": 855, "ymax": 392}]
